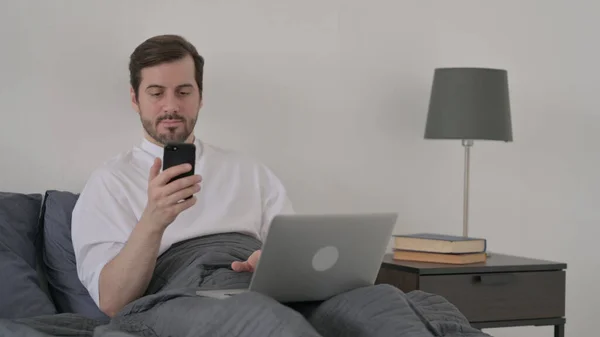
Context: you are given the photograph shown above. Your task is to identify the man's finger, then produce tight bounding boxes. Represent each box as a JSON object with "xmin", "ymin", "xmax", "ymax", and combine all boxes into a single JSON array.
[
  {"xmin": 231, "ymin": 261, "xmax": 243, "ymax": 271},
  {"xmin": 163, "ymin": 174, "xmax": 202, "ymax": 197},
  {"xmin": 154, "ymin": 163, "xmax": 193, "ymax": 186},
  {"xmin": 148, "ymin": 158, "xmax": 161, "ymax": 182},
  {"xmin": 166, "ymin": 184, "xmax": 200, "ymax": 205},
  {"xmin": 231, "ymin": 261, "xmax": 251, "ymax": 272},
  {"xmin": 248, "ymin": 251, "xmax": 261, "ymax": 268},
  {"xmin": 172, "ymin": 195, "xmax": 197, "ymax": 214}
]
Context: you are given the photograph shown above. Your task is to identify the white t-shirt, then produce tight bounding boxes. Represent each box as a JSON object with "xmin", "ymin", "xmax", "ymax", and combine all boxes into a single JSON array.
[{"xmin": 71, "ymin": 137, "xmax": 294, "ymax": 306}]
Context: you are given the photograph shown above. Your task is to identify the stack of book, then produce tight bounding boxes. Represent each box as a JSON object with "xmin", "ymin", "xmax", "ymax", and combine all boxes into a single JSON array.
[{"xmin": 391, "ymin": 233, "xmax": 487, "ymax": 264}]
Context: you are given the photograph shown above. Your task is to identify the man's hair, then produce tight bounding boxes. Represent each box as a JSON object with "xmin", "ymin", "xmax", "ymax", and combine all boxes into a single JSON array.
[{"xmin": 129, "ymin": 34, "xmax": 205, "ymax": 99}]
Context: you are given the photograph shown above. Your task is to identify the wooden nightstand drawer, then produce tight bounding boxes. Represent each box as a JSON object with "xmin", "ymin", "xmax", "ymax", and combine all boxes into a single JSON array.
[
  {"xmin": 377, "ymin": 253, "xmax": 568, "ymax": 335},
  {"xmin": 419, "ymin": 270, "xmax": 566, "ymax": 322}
]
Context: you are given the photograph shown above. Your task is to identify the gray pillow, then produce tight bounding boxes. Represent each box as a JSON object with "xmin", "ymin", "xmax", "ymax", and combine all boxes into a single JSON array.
[
  {"xmin": 41, "ymin": 190, "xmax": 109, "ymax": 321},
  {"xmin": 0, "ymin": 192, "xmax": 57, "ymax": 318}
]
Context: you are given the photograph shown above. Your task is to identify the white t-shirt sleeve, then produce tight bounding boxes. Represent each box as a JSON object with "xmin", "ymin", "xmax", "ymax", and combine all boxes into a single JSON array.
[
  {"xmin": 71, "ymin": 168, "xmax": 138, "ymax": 307},
  {"xmin": 259, "ymin": 164, "xmax": 295, "ymax": 241}
]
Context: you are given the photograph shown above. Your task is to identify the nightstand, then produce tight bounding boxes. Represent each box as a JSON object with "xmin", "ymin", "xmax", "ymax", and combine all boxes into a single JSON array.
[{"xmin": 375, "ymin": 253, "xmax": 567, "ymax": 337}]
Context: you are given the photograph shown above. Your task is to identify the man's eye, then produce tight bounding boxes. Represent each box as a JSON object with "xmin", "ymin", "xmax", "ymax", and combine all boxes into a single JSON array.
[
  {"xmin": 179, "ymin": 91, "xmax": 191, "ymax": 96},
  {"xmin": 150, "ymin": 92, "xmax": 162, "ymax": 97}
]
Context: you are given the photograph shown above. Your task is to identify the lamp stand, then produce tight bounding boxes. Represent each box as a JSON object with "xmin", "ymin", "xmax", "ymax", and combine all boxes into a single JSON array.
[{"xmin": 462, "ymin": 139, "xmax": 473, "ymax": 237}]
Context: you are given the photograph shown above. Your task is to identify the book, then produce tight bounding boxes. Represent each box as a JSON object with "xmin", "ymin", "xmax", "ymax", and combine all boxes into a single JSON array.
[
  {"xmin": 393, "ymin": 233, "xmax": 486, "ymax": 254},
  {"xmin": 393, "ymin": 250, "xmax": 487, "ymax": 264}
]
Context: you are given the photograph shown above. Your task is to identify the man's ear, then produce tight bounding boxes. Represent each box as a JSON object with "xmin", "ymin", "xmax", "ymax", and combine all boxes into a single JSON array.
[{"xmin": 130, "ymin": 86, "xmax": 140, "ymax": 113}]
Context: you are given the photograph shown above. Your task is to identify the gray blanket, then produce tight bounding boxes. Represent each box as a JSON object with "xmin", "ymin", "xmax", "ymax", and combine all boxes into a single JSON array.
[{"xmin": 0, "ymin": 233, "xmax": 491, "ymax": 337}]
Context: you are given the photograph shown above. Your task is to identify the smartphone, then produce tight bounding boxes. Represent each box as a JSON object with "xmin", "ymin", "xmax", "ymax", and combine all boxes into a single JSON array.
[{"xmin": 162, "ymin": 143, "xmax": 196, "ymax": 190}]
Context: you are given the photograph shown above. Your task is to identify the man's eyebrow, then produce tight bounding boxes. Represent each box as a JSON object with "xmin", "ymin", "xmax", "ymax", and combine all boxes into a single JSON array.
[
  {"xmin": 145, "ymin": 84, "xmax": 165, "ymax": 90},
  {"xmin": 145, "ymin": 84, "xmax": 194, "ymax": 90}
]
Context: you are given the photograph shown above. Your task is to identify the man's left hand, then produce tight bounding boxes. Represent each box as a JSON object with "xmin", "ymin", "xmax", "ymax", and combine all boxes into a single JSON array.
[{"xmin": 231, "ymin": 250, "xmax": 261, "ymax": 272}]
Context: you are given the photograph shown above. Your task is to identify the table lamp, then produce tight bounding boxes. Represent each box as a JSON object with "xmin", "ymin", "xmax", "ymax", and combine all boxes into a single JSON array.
[{"xmin": 424, "ymin": 67, "xmax": 513, "ymax": 237}]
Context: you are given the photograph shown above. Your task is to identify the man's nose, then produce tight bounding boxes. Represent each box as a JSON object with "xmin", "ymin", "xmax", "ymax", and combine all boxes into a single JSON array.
[{"xmin": 162, "ymin": 92, "xmax": 179, "ymax": 113}]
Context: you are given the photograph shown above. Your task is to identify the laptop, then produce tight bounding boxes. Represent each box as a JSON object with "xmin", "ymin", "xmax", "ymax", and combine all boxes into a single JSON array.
[{"xmin": 195, "ymin": 212, "xmax": 398, "ymax": 303}]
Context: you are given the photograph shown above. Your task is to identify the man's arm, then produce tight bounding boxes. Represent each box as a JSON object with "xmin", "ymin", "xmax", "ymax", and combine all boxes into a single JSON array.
[
  {"xmin": 98, "ymin": 159, "xmax": 201, "ymax": 316},
  {"xmin": 73, "ymin": 158, "xmax": 201, "ymax": 317},
  {"xmin": 97, "ymin": 220, "xmax": 163, "ymax": 317}
]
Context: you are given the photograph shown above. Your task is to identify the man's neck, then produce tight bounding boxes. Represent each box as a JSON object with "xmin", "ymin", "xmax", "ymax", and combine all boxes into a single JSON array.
[{"xmin": 143, "ymin": 134, "xmax": 196, "ymax": 147}]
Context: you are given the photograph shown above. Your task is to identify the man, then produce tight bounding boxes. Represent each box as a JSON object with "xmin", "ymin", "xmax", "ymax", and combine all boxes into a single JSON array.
[
  {"xmin": 69, "ymin": 34, "xmax": 488, "ymax": 337},
  {"xmin": 71, "ymin": 34, "xmax": 292, "ymax": 318}
]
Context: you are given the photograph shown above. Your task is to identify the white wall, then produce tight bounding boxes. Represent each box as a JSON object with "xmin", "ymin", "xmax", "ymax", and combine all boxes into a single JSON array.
[{"xmin": 1, "ymin": 0, "xmax": 598, "ymax": 335}]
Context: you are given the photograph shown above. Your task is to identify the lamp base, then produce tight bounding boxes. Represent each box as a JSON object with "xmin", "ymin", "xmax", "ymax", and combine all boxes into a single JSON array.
[{"xmin": 462, "ymin": 139, "xmax": 473, "ymax": 237}]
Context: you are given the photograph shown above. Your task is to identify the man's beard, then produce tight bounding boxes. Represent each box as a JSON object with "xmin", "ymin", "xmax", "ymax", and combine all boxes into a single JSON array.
[{"xmin": 141, "ymin": 112, "xmax": 197, "ymax": 146}]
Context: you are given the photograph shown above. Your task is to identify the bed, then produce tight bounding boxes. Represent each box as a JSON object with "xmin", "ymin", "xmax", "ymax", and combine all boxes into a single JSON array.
[{"xmin": 0, "ymin": 191, "xmax": 491, "ymax": 336}]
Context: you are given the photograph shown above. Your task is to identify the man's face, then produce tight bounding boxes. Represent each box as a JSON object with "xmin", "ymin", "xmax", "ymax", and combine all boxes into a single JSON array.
[{"xmin": 131, "ymin": 55, "xmax": 202, "ymax": 146}]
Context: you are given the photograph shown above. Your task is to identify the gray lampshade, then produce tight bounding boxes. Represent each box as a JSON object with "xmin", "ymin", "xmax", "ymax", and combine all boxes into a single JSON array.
[{"xmin": 424, "ymin": 67, "xmax": 513, "ymax": 141}]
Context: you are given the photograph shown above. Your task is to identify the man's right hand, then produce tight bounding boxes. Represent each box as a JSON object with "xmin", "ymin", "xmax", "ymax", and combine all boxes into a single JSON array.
[{"xmin": 139, "ymin": 157, "xmax": 202, "ymax": 232}]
